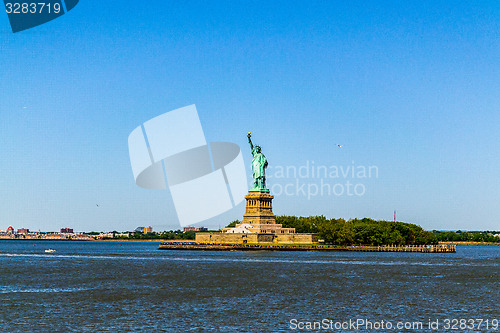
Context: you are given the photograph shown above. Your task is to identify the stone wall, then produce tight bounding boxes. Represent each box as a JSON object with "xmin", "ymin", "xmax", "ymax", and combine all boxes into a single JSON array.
[
  {"xmin": 275, "ymin": 233, "xmax": 318, "ymax": 244},
  {"xmin": 196, "ymin": 232, "xmax": 317, "ymax": 245}
]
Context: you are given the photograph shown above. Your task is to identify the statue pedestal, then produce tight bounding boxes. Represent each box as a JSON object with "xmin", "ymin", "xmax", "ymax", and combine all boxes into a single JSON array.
[
  {"xmin": 242, "ymin": 190, "xmax": 276, "ymax": 225},
  {"xmin": 196, "ymin": 189, "xmax": 317, "ymax": 244}
]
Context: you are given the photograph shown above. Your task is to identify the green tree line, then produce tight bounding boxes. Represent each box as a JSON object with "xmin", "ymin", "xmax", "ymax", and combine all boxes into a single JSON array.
[
  {"xmin": 274, "ymin": 216, "xmax": 438, "ymax": 245},
  {"xmin": 432, "ymin": 230, "xmax": 500, "ymax": 243}
]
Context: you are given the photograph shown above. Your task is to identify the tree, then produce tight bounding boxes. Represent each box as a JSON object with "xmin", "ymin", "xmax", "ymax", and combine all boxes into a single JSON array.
[{"xmin": 226, "ymin": 220, "xmax": 240, "ymax": 228}]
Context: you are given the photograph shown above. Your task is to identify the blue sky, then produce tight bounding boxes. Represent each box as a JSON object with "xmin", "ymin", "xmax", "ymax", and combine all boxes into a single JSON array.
[{"xmin": 1, "ymin": 1, "xmax": 499, "ymax": 231}]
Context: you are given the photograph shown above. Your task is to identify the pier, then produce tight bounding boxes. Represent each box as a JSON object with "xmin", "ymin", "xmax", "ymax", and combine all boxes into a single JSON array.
[{"xmin": 159, "ymin": 242, "xmax": 456, "ymax": 253}]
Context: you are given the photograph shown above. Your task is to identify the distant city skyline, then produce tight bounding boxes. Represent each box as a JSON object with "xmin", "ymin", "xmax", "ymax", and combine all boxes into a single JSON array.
[{"xmin": 1, "ymin": 1, "xmax": 499, "ymax": 231}]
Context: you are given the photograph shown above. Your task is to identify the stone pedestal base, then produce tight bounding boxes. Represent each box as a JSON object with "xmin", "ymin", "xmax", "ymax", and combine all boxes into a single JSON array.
[
  {"xmin": 242, "ymin": 190, "xmax": 276, "ymax": 225},
  {"xmin": 196, "ymin": 232, "xmax": 318, "ymax": 245},
  {"xmin": 223, "ymin": 189, "xmax": 295, "ymax": 235},
  {"xmin": 197, "ymin": 189, "xmax": 318, "ymax": 245}
]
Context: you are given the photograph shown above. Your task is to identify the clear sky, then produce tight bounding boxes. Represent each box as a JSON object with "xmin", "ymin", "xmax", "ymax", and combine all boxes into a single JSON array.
[{"xmin": 1, "ymin": 1, "xmax": 499, "ymax": 232}]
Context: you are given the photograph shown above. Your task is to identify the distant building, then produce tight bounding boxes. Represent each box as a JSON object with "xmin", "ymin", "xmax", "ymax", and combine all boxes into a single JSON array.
[
  {"xmin": 6, "ymin": 226, "xmax": 14, "ymax": 234},
  {"xmin": 97, "ymin": 232, "xmax": 114, "ymax": 239},
  {"xmin": 17, "ymin": 228, "xmax": 29, "ymax": 234},
  {"xmin": 60, "ymin": 228, "xmax": 74, "ymax": 233},
  {"xmin": 183, "ymin": 226, "xmax": 207, "ymax": 232},
  {"xmin": 135, "ymin": 226, "xmax": 153, "ymax": 233}
]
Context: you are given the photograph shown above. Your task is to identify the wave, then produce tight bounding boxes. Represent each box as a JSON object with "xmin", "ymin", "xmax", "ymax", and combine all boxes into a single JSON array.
[
  {"xmin": 0, "ymin": 253, "xmax": 496, "ymax": 267},
  {"xmin": 0, "ymin": 286, "xmax": 91, "ymax": 294}
]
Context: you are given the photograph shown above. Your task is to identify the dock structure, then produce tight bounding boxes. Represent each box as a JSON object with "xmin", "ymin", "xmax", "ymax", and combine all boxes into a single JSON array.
[{"xmin": 159, "ymin": 242, "xmax": 456, "ymax": 253}]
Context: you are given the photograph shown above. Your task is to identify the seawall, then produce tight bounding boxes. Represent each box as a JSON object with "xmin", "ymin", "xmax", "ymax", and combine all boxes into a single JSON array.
[{"xmin": 159, "ymin": 242, "xmax": 456, "ymax": 253}]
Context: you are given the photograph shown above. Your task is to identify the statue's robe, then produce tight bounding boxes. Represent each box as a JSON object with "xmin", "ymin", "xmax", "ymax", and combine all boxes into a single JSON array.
[{"xmin": 251, "ymin": 149, "xmax": 268, "ymax": 181}]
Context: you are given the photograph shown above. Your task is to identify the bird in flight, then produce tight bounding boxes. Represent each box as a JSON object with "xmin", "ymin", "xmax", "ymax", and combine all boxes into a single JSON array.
[
  {"xmin": 337, "ymin": 144, "xmax": 343, "ymax": 148},
  {"xmin": 96, "ymin": 204, "xmax": 99, "ymax": 207}
]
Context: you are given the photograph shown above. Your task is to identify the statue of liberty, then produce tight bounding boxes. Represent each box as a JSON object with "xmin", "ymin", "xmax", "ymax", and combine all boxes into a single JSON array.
[{"xmin": 247, "ymin": 132, "xmax": 269, "ymax": 191}]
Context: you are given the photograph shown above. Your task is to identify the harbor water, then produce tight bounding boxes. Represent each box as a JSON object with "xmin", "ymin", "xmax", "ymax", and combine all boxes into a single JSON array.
[{"xmin": 0, "ymin": 241, "xmax": 498, "ymax": 332}]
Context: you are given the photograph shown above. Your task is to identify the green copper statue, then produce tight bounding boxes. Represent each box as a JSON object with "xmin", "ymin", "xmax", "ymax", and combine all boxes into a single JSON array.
[{"xmin": 247, "ymin": 132, "xmax": 269, "ymax": 191}]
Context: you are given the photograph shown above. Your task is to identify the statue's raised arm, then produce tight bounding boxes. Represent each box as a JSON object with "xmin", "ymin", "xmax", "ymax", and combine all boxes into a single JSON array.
[{"xmin": 247, "ymin": 132, "xmax": 254, "ymax": 152}]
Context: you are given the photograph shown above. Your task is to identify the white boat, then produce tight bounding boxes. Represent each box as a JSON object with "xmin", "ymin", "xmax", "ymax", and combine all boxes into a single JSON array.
[{"xmin": 44, "ymin": 249, "xmax": 56, "ymax": 253}]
